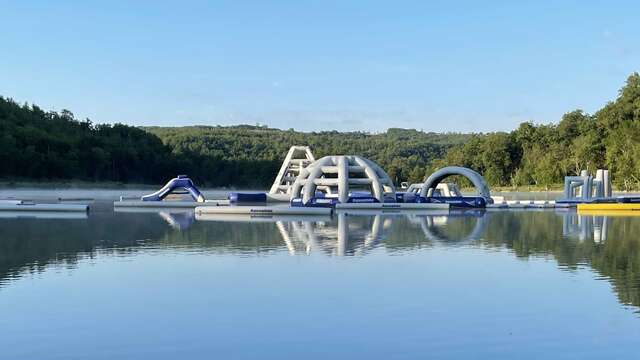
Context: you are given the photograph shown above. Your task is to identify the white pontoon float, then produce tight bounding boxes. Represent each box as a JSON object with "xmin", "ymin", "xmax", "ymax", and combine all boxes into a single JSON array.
[
  {"xmin": 114, "ymin": 199, "xmax": 228, "ymax": 208},
  {"xmin": 334, "ymin": 202, "xmax": 449, "ymax": 210},
  {"xmin": 0, "ymin": 200, "xmax": 88, "ymax": 212},
  {"xmin": 0, "ymin": 211, "xmax": 88, "ymax": 219},
  {"xmin": 195, "ymin": 204, "xmax": 332, "ymax": 216},
  {"xmin": 195, "ymin": 213, "xmax": 332, "ymax": 222}
]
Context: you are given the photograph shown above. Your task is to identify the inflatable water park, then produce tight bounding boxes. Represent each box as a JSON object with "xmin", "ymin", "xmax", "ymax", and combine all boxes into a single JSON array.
[
  {"xmin": 2, "ymin": 145, "xmax": 639, "ymax": 215},
  {"xmin": 112, "ymin": 145, "xmax": 640, "ymax": 216}
]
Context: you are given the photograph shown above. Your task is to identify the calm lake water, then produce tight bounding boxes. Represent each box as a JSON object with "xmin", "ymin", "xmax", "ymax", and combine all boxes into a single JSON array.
[{"xmin": 1, "ymin": 190, "xmax": 639, "ymax": 359}]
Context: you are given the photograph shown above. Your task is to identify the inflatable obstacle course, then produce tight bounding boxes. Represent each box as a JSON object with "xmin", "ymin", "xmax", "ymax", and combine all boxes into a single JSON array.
[{"xmin": 113, "ymin": 148, "xmax": 627, "ymax": 215}]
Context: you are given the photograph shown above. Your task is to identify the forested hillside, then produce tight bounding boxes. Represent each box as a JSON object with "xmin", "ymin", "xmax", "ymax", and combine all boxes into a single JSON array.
[
  {"xmin": 0, "ymin": 97, "xmax": 468, "ymax": 186},
  {"xmin": 2, "ymin": 72, "xmax": 639, "ymax": 189},
  {"xmin": 434, "ymin": 72, "xmax": 640, "ymax": 190},
  {"xmin": 0, "ymin": 99, "xmax": 174, "ymax": 183},
  {"xmin": 144, "ymin": 126, "xmax": 471, "ymax": 185}
]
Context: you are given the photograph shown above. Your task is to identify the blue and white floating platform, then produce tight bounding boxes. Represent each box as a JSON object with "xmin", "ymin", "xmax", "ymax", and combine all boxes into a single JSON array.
[
  {"xmin": 195, "ymin": 204, "xmax": 333, "ymax": 216},
  {"xmin": 486, "ymin": 200, "xmax": 570, "ymax": 209},
  {"xmin": 334, "ymin": 202, "xmax": 450, "ymax": 210}
]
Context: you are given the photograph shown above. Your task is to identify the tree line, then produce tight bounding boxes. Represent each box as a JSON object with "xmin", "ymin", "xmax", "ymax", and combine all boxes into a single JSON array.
[
  {"xmin": 1, "ymin": 72, "xmax": 639, "ymax": 189},
  {"xmin": 433, "ymin": 73, "xmax": 640, "ymax": 190}
]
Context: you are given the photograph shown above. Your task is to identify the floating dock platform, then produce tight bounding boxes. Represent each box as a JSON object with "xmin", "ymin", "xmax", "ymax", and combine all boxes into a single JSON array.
[
  {"xmin": 335, "ymin": 208, "xmax": 451, "ymax": 216},
  {"xmin": 0, "ymin": 211, "xmax": 88, "ymax": 219},
  {"xmin": 0, "ymin": 200, "xmax": 88, "ymax": 212},
  {"xmin": 334, "ymin": 202, "xmax": 450, "ymax": 210},
  {"xmin": 113, "ymin": 199, "xmax": 229, "ymax": 208},
  {"xmin": 195, "ymin": 204, "xmax": 332, "ymax": 216},
  {"xmin": 195, "ymin": 213, "xmax": 332, "ymax": 222},
  {"xmin": 487, "ymin": 200, "xmax": 570, "ymax": 209}
]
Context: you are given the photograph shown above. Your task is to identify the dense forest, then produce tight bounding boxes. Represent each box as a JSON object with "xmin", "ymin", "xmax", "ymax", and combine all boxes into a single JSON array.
[
  {"xmin": 1, "ymin": 72, "xmax": 639, "ymax": 189},
  {"xmin": 433, "ymin": 73, "xmax": 640, "ymax": 190},
  {"xmin": 0, "ymin": 96, "xmax": 468, "ymax": 187},
  {"xmin": 0, "ymin": 100, "xmax": 173, "ymax": 183},
  {"xmin": 144, "ymin": 126, "xmax": 470, "ymax": 186}
]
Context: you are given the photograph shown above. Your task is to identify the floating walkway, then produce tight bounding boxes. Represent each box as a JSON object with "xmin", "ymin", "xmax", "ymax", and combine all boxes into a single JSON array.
[
  {"xmin": 0, "ymin": 200, "xmax": 88, "ymax": 212},
  {"xmin": 195, "ymin": 213, "xmax": 332, "ymax": 222},
  {"xmin": 114, "ymin": 199, "xmax": 229, "ymax": 208},
  {"xmin": 487, "ymin": 200, "xmax": 571, "ymax": 209},
  {"xmin": 334, "ymin": 202, "xmax": 449, "ymax": 210},
  {"xmin": 195, "ymin": 204, "xmax": 333, "ymax": 216},
  {"xmin": 0, "ymin": 210, "xmax": 88, "ymax": 219},
  {"xmin": 335, "ymin": 208, "xmax": 450, "ymax": 216}
]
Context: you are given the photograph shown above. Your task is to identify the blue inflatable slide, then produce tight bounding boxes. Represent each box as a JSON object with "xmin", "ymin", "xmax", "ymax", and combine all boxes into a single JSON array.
[{"xmin": 141, "ymin": 175, "xmax": 205, "ymax": 202}]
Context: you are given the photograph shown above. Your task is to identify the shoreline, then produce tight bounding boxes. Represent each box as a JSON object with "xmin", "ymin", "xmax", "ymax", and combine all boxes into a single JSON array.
[
  {"xmin": 0, "ymin": 180, "xmax": 239, "ymax": 191},
  {"xmin": 1, "ymin": 180, "xmax": 637, "ymax": 194}
]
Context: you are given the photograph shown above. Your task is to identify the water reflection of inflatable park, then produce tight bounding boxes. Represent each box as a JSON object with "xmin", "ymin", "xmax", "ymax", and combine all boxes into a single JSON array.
[{"xmin": 2, "ymin": 208, "xmax": 640, "ymax": 309}]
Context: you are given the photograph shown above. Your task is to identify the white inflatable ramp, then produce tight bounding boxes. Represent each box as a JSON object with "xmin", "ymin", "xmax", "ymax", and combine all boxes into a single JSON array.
[{"xmin": 195, "ymin": 205, "xmax": 332, "ymax": 216}]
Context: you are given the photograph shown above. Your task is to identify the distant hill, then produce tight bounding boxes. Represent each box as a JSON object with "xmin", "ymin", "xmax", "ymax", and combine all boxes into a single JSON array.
[
  {"xmin": 0, "ymin": 97, "xmax": 173, "ymax": 183},
  {"xmin": 143, "ymin": 125, "xmax": 473, "ymax": 185}
]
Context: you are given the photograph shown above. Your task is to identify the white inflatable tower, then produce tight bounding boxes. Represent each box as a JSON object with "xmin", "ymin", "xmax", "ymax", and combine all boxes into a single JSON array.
[{"xmin": 269, "ymin": 146, "xmax": 316, "ymax": 196}]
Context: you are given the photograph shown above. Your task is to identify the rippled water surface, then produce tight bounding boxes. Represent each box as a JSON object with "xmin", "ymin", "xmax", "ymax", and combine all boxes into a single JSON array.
[{"xmin": 1, "ymin": 190, "xmax": 639, "ymax": 359}]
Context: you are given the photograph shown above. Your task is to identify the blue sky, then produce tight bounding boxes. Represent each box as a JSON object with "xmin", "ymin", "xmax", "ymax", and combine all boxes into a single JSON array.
[{"xmin": 1, "ymin": 0, "xmax": 638, "ymax": 132}]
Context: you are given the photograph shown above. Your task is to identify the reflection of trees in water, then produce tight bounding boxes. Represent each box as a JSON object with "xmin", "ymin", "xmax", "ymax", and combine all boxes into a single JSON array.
[
  {"xmin": 569, "ymin": 215, "xmax": 640, "ymax": 309},
  {"xmin": 482, "ymin": 212, "xmax": 640, "ymax": 309},
  {"xmin": 0, "ymin": 213, "xmax": 167, "ymax": 285},
  {"xmin": 1, "ymin": 209, "xmax": 639, "ymax": 311}
]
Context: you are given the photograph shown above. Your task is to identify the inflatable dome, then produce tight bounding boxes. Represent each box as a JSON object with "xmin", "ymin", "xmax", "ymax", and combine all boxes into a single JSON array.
[{"xmin": 290, "ymin": 155, "xmax": 396, "ymax": 205}]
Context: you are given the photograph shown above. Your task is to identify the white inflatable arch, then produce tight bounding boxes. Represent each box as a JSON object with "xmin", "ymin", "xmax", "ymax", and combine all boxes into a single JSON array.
[{"xmin": 419, "ymin": 166, "xmax": 492, "ymax": 204}]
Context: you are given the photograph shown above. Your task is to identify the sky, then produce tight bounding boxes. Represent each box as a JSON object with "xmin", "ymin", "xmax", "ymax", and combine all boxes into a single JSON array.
[{"xmin": 0, "ymin": 0, "xmax": 638, "ymax": 133}]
